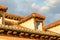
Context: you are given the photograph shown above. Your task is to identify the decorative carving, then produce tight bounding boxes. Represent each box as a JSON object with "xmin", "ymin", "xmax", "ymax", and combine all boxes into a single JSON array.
[
  {"xmin": 19, "ymin": 32, "xmax": 24, "ymax": 36},
  {"xmin": 30, "ymin": 34, "xmax": 35, "ymax": 37},
  {"xmin": 25, "ymin": 33, "xmax": 29, "ymax": 36},
  {"xmin": 0, "ymin": 30, "xmax": 4, "ymax": 32},
  {"xmin": 7, "ymin": 31, "xmax": 12, "ymax": 34},
  {"xmin": 35, "ymin": 35, "xmax": 39, "ymax": 38},
  {"xmin": 13, "ymin": 31, "xmax": 17, "ymax": 35}
]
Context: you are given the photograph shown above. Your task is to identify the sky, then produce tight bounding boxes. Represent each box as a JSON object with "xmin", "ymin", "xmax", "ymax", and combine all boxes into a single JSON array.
[{"xmin": 0, "ymin": 0, "xmax": 60, "ymax": 25}]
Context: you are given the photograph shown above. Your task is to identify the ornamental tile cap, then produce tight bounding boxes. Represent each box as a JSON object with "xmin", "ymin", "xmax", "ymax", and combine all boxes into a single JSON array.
[
  {"xmin": 0, "ymin": 4, "xmax": 8, "ymax": 9},
  {"xmin": 32, "ymin": 12, "xmax": 45, "ymax": 19},
  {"xmin": 18, "ymin": 12, "xmax": 45, "ymax": 24}
]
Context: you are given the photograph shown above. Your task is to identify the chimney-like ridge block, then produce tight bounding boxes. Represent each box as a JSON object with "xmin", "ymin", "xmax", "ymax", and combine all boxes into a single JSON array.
[{"xmin": 0, "ymin": 4, "xmax": 8, "ymax": 10}]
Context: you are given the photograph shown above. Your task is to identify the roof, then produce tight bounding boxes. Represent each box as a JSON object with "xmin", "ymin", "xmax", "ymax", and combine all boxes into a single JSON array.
[
  {"xmin": 0, "ymin": 4, "xmax": 24, "ymax": 19},
  {"xmin": 5, "ymin": 13, "xmax": 24, "ymax": 19},
  {"xmin": 0, "ymin": 4, "xmax": 8, "ymax": 9},
  {"xmin": 0, "ymin": 12, "xmax": 24, "ymax": 20},
  {"xmin": 44, "ymin": 20, "xmax": 60, "ymax": 29},
  {"xmin": 18, "ymin": 12, "xmax": 45, "ymax": 24}
]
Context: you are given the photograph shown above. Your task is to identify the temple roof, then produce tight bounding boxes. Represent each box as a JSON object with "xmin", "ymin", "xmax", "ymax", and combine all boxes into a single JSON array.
[
  {"xmin": 18, "ymin": 12, "xmax": 45, "ymax": 24},
  {"xmin": 44, "ymin": 20, "xmax": 60, "ymax": 29}
]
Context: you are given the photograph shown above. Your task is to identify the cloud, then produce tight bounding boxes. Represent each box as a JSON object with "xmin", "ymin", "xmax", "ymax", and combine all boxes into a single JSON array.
[
  {"xmin": 0, "ymin": 0, "xmax": 5, "ymax": 2},
  {"xmin": 40, "ymin": 0, "xmax": 57, "ymax": 12},
  {"xmin": 32, "ymin": 3, "xmax": 40, "ymax": 9},
  {"xmin": 45, "ymin": 0, "xmax": 58, "ymax": 6},
  {"xmin": 54, "ymin": 14, "xmax": 60, "ymax": 20},
  {"xmin": 32, "ymin": 0, "xmax": 60, "ymax": 13}
]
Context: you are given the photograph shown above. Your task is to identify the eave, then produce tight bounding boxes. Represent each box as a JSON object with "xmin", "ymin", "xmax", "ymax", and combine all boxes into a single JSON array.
[
  {"xmin": 44, "ymin": 20, "xmax": 60, "ymax": 30},
  {"xmin": 0, "ymin": 24, "xmax": 60, "ymax": 39}
]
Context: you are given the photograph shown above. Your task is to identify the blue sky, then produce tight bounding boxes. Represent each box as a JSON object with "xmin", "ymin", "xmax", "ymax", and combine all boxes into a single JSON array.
[{"xmin": 0, "ymin": 0, "xmax": 60, "ymax": 25}]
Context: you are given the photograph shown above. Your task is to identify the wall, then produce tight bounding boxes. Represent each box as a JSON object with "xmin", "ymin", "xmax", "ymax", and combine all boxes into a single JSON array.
[
  {"xmin": 0, "ymin": 35, "xmax": 37, "ymax": 40},
  {"xmin": 5, "ymin": 18, "xmax": 19, "ymax": 24},
  {"xmin": 48, "ymin": 25, "xmax": 60, "ymax": 34},
  {"xmin": 20, "ymin": 18, "xmax": 35, "ymax": 30},
  {"xmin": 0, "ymin": 17, "xmax": 2, "ymax": 24}
]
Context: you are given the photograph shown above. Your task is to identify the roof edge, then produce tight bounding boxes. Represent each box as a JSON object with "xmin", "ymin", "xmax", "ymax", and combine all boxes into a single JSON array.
[{"xmin": 44, "ymin": 20, "xmax": 60, "ymax": 30}]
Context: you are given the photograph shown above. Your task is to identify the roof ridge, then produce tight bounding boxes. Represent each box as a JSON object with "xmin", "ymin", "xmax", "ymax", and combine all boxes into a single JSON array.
[{"xmin": 18, "ymin": 12, "xmax": 45, "ymax": 24}]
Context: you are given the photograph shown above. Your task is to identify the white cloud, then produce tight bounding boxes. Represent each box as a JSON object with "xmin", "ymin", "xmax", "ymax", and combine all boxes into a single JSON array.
[
  {"xmin": 45, "ymin": 0, "xmax": 58, "ymax": 6},
  {"xmin": 40, "ymin": 0, "xmax": 59, "ymax": 12},
  {"xmin": 32, "ymin": 0, "xmax": 60, "ymax": 13},
  {"xmin": 32, "ymin": 3, "xmax": 40, "ymax": 9},
  {"xmin": 40, "ymin": 6, "xmax": 50, "ymax": 12}
]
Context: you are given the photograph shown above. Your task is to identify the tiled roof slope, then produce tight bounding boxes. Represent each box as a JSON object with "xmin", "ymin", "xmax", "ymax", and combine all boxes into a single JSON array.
[
  {"xmin": 5, "ymin": 12, "xmax": 24, "ymax": 19},
  {"xmin": 44, "ymin": 20, "xmax": 60, "ymax": 29},
  {"xmin": 18, "ymin": 12, "xmax": 45, "ymax": 24}
]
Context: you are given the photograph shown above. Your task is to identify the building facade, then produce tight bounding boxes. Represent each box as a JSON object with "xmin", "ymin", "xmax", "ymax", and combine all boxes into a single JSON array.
[{"xmin": 0, "ymin": 4, "xmax": 60, "ymax": 40}]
